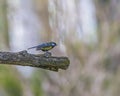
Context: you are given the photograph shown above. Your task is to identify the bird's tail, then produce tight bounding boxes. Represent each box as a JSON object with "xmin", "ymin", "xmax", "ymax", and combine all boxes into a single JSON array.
[{"xmin": 27, "ymin": 46, "xmax": 37, "ymax": 50}]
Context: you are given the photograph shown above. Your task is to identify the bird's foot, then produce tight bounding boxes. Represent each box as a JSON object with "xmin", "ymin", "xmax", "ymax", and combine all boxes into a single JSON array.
[{"xmin": 43, "ymin": 52, "xmax": 52, "ymax": 57}]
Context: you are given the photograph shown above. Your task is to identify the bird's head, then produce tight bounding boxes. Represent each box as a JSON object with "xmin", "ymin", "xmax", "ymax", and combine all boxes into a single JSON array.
[{"xmin": 50, "ymin": 42, "xmax": 57, "ymax": 47}]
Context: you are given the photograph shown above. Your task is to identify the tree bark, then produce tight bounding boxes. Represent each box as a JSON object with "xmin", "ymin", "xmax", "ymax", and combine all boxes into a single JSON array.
[{"xmin": 0, "ymin": 50, "xmax": 70, "ymax": 72}]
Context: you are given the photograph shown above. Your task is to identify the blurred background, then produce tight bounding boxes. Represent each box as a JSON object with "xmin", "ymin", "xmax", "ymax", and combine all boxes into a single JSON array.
[{"xmin": 0, "ymin": 0, "xmax": 120, "ymax": 96}]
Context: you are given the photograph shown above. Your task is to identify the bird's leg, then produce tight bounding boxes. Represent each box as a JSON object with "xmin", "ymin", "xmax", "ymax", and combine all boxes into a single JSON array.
[{"xmin": 43, "ymin": 51, "xmax": 52, "ymax": 57}]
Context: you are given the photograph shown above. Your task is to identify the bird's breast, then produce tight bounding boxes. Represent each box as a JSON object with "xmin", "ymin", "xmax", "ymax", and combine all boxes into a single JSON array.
[{"xmin": 41, "ymin": 46, "xmax": 53, "ymax": 51}]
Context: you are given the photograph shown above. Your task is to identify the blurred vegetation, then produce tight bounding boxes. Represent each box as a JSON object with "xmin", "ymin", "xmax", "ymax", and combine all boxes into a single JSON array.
[
  {"xmin": 0, "ymin": 65, "xmax": 22, "ymax": 96},
  {"xmin": 0, "ymin": 0, "xmax": 9, "ymax": 49},
  {"xmin": 0, "ymin": 0, "xmax": 120, "ymax": 96},
  {"xmin": 30, "ymin": 70, "xmax": 43, "ymax": 96}
]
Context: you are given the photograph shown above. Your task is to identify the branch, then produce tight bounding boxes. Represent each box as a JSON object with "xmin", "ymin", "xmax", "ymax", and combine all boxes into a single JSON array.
[{"xmin": 0, "ymin": 50, "xmax": 70, "ymax": 72}]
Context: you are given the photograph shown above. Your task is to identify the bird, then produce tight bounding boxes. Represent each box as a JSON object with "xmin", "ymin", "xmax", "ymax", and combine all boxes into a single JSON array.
[{"xmin": 27, "ymin": 42, "xmax": 57, "ymax": 52}]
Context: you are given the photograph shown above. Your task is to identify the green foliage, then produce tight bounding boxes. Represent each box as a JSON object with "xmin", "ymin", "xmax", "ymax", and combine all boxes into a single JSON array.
[
  {"xmin": 0, "ymin": 65, "xmax": 22, "ymax": 96},
  {"xmin": 3, "ymin": 77, "xmax": 22, "ymax": 96},
  {"xmin": 30, "ymin": 70, "xmax": 43, "ymax": 96}
]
